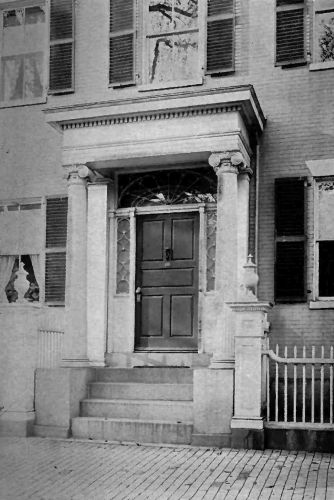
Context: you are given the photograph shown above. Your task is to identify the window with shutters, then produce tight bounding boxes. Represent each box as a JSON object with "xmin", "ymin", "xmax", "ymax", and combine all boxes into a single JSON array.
[
  {"xmin": 45, "ymin": 197, "xmax": 68, "ymax": 304},
  {"xmin": 0, "ymin": 2, "xmax": 47, "ymax": 106},
  {"xmin": 276, "ymin": 0, "xmax": 306, "ymax": 66},
  {"xmin": 314, "ymin": 179, "xmax": 334, "ymax": 299},
  {"xmin": 49, "ymin": 0, "xmax": 74, "ymax": 93},
  {"xmin": 0, "ymin": 200, "xmax": 43, "ymax": 303},
  {"xmin": 310, "ymin": 0, "xmax": 334, "ymax": 70},
  {"xmin": 275, "ymin": 178, "xmax": 306, "ymax": 302},
  {"xmin": 109, "ymin": 0, "xmax": 235, "ymax": 88}
]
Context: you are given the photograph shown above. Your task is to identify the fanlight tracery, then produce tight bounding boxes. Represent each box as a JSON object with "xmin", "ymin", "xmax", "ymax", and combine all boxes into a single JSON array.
[{"xmin": 118, "ymin": 168, "xmax": 217, "ymax": 208}]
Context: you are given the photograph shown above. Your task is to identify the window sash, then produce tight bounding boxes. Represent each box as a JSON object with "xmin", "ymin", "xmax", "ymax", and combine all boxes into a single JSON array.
[{"xmin": 0, "ymin": 2, "xmax": 47, "ymax": 106}]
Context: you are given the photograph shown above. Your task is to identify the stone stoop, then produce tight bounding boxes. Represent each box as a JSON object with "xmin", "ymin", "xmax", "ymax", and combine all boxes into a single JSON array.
[{"xmin": 71, "ymin": 367, "xmax": 194, "ymax": 445}]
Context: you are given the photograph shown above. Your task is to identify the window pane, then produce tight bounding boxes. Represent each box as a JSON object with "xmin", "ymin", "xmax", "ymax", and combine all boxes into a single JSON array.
[
  {"xmin": 148, "ymin": 0, "xmax": 197, "ymax": 34},
  {"xmin": 3, "ymin": 9, "xmax": 23, "ymax": 27},
  {"xmin": 315, "ymin": 11, "xmax": 334, "ymax": 62},
  {"xmin": 1, "ymin": 56, "xmax": 24, "ymax": 101},
  {"xmin": 319, "ymin": 241, "xmax": 334, "ymax": 297},
  {"xmin": 25, "ymin": 6, "xmax": 45, "ymax": 24},
  {"xmin": 24, "ymin": 52, "xmax": 44, "ymax": 98},
  {"xmin": 148, "ymin": 0, "xmax": 174, "ymax": 34},
  {"xmin": 148, "ymin": 32, "xmax": 198, "ymax": 83}
]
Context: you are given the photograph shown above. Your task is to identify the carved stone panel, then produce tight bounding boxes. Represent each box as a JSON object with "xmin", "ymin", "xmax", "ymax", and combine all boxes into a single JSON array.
[
  {"xmin": 116, "ymin": 217, "xmax": 130, "ymax": 294},
  {"xmin": 206, "ymin": 209, "xmax": 217, "ymax": 291}
]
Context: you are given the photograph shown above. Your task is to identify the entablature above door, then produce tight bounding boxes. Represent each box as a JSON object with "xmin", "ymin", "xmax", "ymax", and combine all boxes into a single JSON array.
[{"xmin": 44, "ymin": 85, "xmax": 265, "ymax": 170}]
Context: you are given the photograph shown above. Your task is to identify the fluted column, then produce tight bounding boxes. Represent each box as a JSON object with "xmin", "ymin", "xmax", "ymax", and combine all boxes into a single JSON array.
[
  {"xmin": 86, "ymin": 179, "xmax": 112, "ymax": 366},
  {"xmin": 62, "ymin": 165, "xmax": 89, "ymax": 366},
  {"xmin": 208, "ymin": 151, "xmax": 248, "ymax": 367}
]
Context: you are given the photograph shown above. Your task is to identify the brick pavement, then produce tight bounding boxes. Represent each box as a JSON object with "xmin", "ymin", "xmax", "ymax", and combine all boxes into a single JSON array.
[{"xmin": 0, "ymin": 438, "xmax": 333, "ymax": 499}]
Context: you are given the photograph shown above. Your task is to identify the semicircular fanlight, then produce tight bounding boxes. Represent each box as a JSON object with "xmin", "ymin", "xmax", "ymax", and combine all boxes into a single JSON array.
[{"xmin": 118, "ymin": 168, "xmax": 217, "ymax": 208}]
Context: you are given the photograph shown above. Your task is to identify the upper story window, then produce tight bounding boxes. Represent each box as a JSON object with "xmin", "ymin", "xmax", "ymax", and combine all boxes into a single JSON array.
[
  {"xmin": 0, "ymin": 3, "xmax": 47, "ymax": 105},
  {"xmin": 0, "ymin": 0, "xmax": 74, "ymax": 107},
  {"xmin": 275, "ymin": 0, "xmax": 306, "ymax": 66},
  {"xmin": 311, "ymin": 0, "xmax": 334, "ymax": 69},
  {"xmin": 109, "ymin": 0, "xmax": 235, "ymax": 88}
]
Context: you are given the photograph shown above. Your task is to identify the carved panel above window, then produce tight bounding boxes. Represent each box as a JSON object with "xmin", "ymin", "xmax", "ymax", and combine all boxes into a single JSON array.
[{"xmin": 118, "ymin": 168, "xmax": 217, "ymax": 208}]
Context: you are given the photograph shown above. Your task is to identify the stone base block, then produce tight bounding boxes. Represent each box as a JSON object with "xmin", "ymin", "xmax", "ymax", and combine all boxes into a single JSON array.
[
  {"xmin": 0, "ymin": 411, "xmax": 35, "ymax": 437},
  {"xmin": 34, "ymin": 367, "xmax": 95, "ymax": 436},
  {"xmin": 193, "ymin": 368, "xmax": 233, "ymax": 437},
  {"xmin": 33, "ymin": 424, "xmax": 70, "ymax": 438},
  {"xmin": 231, "ymin": 428, "xmax": 265, "ymax": 450},
  {"xmin": 191, "ymin": 433, "xmax": 231, "ymax": 448}
]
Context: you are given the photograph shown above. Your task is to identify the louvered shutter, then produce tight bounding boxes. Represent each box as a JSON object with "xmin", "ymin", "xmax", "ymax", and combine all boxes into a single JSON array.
[
  {"xmin": 49, "ymin": 0, "xmax": 74, "ymax": 93},
  {"xmin": 276, "ymin": 0, "xmax": 305, "ymax": 65},
  {"xmin": 109, "ymin": 0, "xmax": 135, "ymax": 86},
  {"xmin": 45, "ymin": 197, "xmax": 68, "ymax": 303},
  {"xmin": 207, "ymin": 0, "xmax": 234, "ymax": 73},
  {"xmin": 275, "ymin": 178, "xmax": 306, "ymax": 302}
]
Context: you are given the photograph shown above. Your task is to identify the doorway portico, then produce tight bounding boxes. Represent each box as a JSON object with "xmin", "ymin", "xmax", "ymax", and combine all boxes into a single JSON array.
[{"xmin": 45, "ymin": 85, "xmax": 265, "ymax": 369}]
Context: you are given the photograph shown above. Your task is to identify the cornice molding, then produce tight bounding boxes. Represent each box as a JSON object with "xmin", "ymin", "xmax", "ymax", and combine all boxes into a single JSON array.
[
  {"xmin": 44, "ymin": 85, "xmax": 266, "ymax": 133},
  {"xmin": 60, "ymin": 104, "xmax": 241, "ymax": 131}
]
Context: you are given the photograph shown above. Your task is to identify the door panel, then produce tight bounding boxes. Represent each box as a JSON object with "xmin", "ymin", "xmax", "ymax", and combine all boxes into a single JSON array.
[
  {"xmin": 141, "ymin": 269, "xmax": 194, "ymax": 287},
  {"xmin": 136, "ymin": 212, "xmax": 199, "ymax": 350},
  {"xmin": 142, "ymin": 220, "xmax": 164, "ymax": 261},
  {"xmin": 141, "ymin": 296, "xmax": 163, "ymax": 336},
  {"xmin": 172, "ymin": 219, "xmax": 194, "ymax": 260},
  {"xmin": 171, "ymin": 295, "xmax": 193, "ymax": 337}
]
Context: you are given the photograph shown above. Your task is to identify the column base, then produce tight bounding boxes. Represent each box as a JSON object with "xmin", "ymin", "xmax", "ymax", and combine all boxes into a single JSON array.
[
  {"xmin": 231, "ymin": 417, "xmax": 265, "ymax": 450},
  {"xmin": 0, "ymin": 411, "xmax": 35, "ymax": 437},
  {"xmin": 88, "ymin": 359, "xmax": 105, "ymax": 367},
  {"xmin": 209, "ymin": 358, "xmax": 235, "ymax": 369},
  {"xmin": 231, "ymin": 417, "xmax": 264, "ymax": 430}
]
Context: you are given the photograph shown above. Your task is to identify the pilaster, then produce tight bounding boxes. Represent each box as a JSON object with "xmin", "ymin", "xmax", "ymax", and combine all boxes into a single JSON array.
[
  {"xmin": 86, "ymin": 178, "xmax": 112, "ymax": 366},
  {"xmin": 62, "ymin": 164, "xmax": 89, "ymax": 367}
]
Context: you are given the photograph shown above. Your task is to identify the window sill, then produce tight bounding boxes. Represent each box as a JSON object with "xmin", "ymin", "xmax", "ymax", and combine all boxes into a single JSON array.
[
  {"xmin": 138, "ymin": 78, "xmax": 204, "ymax": 92},
  {"xmin": 0, "ymin": 96, "xmax": 47, "ymax": 109},
  {"xmin": 309, "ymin": 61, "xmax": 334, "ymax": 71},
  {"xmin": 309, "ymin": 300, "xmax": 334, "ymax": 309}
]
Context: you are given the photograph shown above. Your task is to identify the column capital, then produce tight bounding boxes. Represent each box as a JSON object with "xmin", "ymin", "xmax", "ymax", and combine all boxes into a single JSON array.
[
  {"xmin": 209, "ymin": 151, "xmax": 251, "ymax": 177},
  {"xmin": 63, "ymin": 164, "xmax": 92, "ymax": 184}
]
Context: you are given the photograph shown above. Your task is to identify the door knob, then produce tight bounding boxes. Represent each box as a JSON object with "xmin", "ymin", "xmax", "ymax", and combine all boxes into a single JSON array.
[
  {"xmin": 135, "ymin": 287, "xmax": 142, "ymax": 302},
  {"xmin": 165, "ymin": 248, "xmax": 172, "ymax": 261}
]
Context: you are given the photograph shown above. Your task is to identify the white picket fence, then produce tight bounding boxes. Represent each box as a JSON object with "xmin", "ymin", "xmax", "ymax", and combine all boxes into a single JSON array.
[
  {"xmin": 37, "ymin": 329, "xmax": 64, "ymax": 368},
  {"xmin": 264, "ymin": 345, "xmax": 334, "ymax": 428}
]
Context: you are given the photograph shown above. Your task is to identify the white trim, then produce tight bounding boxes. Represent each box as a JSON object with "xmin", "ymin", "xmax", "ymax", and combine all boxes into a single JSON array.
[
  {"xmin": 310, "ymin": 300, "xmax": 334, "ymax": 309},
  {"xmin": 306, "ymin": 159, "xmax": 334, "ymax": 177},
  {"xmin": 309, "ymin": 61, "xmax": 334, "ymax": 71}
]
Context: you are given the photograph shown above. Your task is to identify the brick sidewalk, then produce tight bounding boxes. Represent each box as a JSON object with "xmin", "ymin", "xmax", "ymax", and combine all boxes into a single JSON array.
[{"xmin": 0, "ymin": 438, "xmax": 333, "ymax": 499}]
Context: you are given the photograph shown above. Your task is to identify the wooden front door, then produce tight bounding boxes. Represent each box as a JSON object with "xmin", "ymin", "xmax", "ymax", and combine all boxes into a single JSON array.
[{"xmin": 135, "ymin": 212, "xmax": 199, "ymax": 350}]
